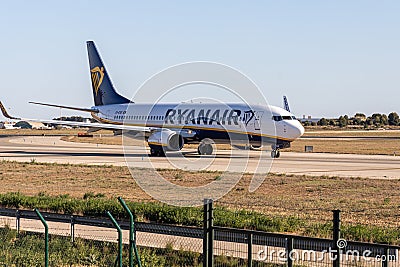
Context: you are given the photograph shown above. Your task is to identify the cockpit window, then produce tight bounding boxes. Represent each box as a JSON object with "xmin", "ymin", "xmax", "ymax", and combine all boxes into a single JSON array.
[
  {"xmin": 272, "ymin": 116, "xmax": 283, "ymax": 121},
  {"xmin": 273, "ymin": 115, "xmax": 296, "ymax": 121}
]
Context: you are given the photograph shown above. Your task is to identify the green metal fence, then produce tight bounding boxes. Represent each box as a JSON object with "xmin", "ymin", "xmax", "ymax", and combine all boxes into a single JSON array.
[{"xmin": 0, "ymin": 199, "xmax": 399, "ymax": 267}]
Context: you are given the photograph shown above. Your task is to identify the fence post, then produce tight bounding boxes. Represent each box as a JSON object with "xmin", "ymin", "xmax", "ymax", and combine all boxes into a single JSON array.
[
  {"xmin": 118, "ymin": 196, "xmax": 142, "ymax": 267},
  {"xmin": 247, "ymin": 233, "xmax": 253, "ymax": 267},
  {"xmin": 382, "ymin": 246, "xmax": 389, "ymax": 267},
  {"xmin": 16, "ymin": 209, "xmax": 20, "ymax": 237},
  {"xmin": 107, "ymin": 211, "xmax": 123, "ymax": 267},
  {"xmin": 286, "ymin": 237, "xmax": 293, "ymax": 267},
  {"xmin": 203, "ymin": 199, "xmax": 210, "ymax": 267},
  {"xmin": 208, "ymin": 199, "xmax": 214, "ymax": 267},
  {"xmin": 70, "ymin": 215, "xmax": 75, "ymax": 243},
  {"xmin": 34, "ymin": 209, "xmax": 48, "ymax": 267},
  {"xmin": 332, "ymin": 210, "xmax": 341, "ymax": 267}
]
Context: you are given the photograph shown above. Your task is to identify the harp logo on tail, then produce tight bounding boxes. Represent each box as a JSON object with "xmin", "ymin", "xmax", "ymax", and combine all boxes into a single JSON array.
[{"xmin": 90, "ymin": 66, "xmax": 104, "ymax": 95}]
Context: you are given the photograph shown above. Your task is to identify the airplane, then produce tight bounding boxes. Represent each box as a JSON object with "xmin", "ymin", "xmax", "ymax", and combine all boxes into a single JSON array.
[{"xmin": 0, "ymin": 41, "xmax": 304, "ymax": 158}]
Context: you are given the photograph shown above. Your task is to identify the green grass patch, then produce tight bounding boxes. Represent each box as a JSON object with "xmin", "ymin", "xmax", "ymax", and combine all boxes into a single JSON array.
[{"xmin": 0, "ymin": 226, "xmax": 201, "ymax": 266}]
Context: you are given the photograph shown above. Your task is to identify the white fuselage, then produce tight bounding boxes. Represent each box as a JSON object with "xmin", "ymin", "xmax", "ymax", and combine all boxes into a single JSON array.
[{"xmin": 91, "ymin": 102, "xmax": 304, "ymax": 145}]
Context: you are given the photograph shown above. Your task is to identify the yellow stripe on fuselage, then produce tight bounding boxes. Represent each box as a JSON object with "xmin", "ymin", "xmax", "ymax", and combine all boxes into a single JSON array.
[{"xmin": 90, "ymin": 113, "xmax": 294, "ymax": 142}]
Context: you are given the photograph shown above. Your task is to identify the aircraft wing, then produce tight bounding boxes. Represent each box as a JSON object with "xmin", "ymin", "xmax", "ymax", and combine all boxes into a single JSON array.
[
  {"xmin": 29, "ymin": 101, "xmax": 99, "ymax": 113},
  {"xmin": 24, "ymin": 118, "xmax": 153, "ymax": 132},
  {"xmin": 0, "ymin": 101, "xmax": 152, "ymax": 133}
]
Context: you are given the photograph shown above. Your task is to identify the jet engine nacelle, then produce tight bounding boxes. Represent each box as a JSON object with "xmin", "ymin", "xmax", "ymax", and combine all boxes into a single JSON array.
[{"xmin": 148, "ymin": 129, "xmax": 184, "ymax": 151}]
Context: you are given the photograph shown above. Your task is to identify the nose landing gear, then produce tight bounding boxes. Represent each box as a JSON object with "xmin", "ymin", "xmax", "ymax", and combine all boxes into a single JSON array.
[
  {"xmin": 271, "ymin": 149, "xmax": 281, "ymax": 158},
  {"xmin": 270, "ymin": 144, "xmax": 281, "ymax": 158}
]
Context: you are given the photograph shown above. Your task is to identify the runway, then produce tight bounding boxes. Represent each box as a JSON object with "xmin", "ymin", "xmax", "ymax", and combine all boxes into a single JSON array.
[{"xmin": 1, "ymin": 136, "xmax": 400, "ymax": 179}]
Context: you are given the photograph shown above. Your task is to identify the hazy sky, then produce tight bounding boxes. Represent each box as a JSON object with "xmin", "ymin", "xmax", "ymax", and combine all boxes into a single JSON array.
[{"xmin": 0, "ymin": 1, "xmax": 399, "ymax": 120}]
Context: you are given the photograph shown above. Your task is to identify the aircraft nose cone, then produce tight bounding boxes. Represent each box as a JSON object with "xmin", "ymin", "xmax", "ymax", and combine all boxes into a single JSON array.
[
  {"xmin": 289, "ymin": 121, "xmax": 304, "ymax": 139},
  {"xmin": 298, "ymin": 124, "xmax": 305, "ymax": 137}
]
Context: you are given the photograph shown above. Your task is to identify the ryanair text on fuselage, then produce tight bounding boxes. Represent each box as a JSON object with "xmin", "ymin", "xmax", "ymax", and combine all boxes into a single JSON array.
[{"xmin": 163, "ymin": 108, "xmax": 256, "ymax": 126}]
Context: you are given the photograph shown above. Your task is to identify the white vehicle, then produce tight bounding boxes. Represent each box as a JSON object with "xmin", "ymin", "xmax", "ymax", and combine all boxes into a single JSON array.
[
  {"xmin": 0, "ymin": 41, "xmax": 304, "ymax": 158},
  {"xmin": 0, "ymin": 121, "xmax": 20, "ymax": 129}
]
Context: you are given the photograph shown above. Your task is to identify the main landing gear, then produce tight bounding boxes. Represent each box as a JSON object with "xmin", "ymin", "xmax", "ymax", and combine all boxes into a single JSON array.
[
  {"xmin": 197, "ymin": 138, "xmax": 215, "ymax": 155},
  {"xmin": 149, "ymin": 145, "xmax": 165, "ymax": 157}
]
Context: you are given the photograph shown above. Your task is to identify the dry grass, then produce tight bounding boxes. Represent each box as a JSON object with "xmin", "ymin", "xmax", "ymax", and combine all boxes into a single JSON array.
[
  {"xmin": 289, "ymin": 138, "xmax": 400, "ymax": 155},
  {"xmin": 0, "ymin": 128, "xmax": 114, "ymax": 136},
  {"xmin": 288, "ymin": 129, "xmax": 400, "ymax": 155},
  {"xmin": 61, "ymin": 135, "xmax": 122, "ymax": 145},
  {"xmin": 0, "ymin": 160, "xmax": 399, "ymax": 228},
  {"xmin": 305, "ymin": 126, "xmax": 400, "ymax": 132},
  {"xmin": 303, "ymin": 129, "xmax": 400, "ymax": 137}
]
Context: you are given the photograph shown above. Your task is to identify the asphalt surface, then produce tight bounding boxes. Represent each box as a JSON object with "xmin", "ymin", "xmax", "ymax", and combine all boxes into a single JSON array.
[{"xmin": 0, "ymin": 136, "xmax": 399, "ymax": 179}]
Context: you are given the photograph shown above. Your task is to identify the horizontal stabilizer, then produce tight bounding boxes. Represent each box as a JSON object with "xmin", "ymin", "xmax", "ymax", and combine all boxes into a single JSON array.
[{"xmin": 29, "ymin": 102, "xmax": 99, "ymax": 113}]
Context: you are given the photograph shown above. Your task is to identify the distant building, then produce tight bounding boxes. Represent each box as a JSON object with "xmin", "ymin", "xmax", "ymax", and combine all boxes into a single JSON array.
[
  {"xmin": 299, "ymin": 115, "xmax": 321, "ymax": 124},
  {"xmin": 14, "ymin": 121, "xmax": 51, "ymax": 129}
]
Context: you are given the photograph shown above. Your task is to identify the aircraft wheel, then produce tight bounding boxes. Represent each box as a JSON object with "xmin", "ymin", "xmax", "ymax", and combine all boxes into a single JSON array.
[
  {"xmin": 204, "ymin": 144, "xmax": 213, "ymax": 155},
  {"xmin": 271, "ymin": 150, "xmax": 280, "ymax": 158},
  {"xmin": 150, "ymin": 146, "xmax": 165, "ymax": 157},
  {"xmin": 198, "ymin": 143, "xmax": 213, "ymax": 155},
  {"xmin": 198, "ymin": 139, "xmax": 215, "ymax": 155}
]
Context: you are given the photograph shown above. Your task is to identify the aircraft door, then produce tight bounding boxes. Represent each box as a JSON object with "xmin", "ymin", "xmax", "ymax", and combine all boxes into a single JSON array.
[
  {"xmin": 243, "ymin": 110, "xmax": 263, "ymax": 132},
  {"xmin": 253, "ymin": 111, "xmax": 263, "ymax": 131}
]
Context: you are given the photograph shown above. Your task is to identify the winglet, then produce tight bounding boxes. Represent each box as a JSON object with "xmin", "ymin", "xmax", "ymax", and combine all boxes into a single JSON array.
[{"xmin": 0, "ymin": 101, "xmax": 21, "ymax": 120}]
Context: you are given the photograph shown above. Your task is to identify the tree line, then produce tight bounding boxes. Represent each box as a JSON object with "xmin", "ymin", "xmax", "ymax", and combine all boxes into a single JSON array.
[{"xmin": 303, "ymin": 112, "xmax": 400, "ymax": 128}]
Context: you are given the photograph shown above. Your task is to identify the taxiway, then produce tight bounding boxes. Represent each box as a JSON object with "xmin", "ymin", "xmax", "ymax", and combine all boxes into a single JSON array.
[{"xmin": 1, "ymin": 136, "xmax": 399, "ymax": 179}]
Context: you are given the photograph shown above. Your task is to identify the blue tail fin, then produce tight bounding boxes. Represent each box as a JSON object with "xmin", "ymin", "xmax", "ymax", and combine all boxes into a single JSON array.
[
  {"xmin": 283, "ymin": 95, "xmax": 291, "ymax": 112},
  {"xmin": 86, "ymin": 41, "xmax": 130, "ymax": 106}
]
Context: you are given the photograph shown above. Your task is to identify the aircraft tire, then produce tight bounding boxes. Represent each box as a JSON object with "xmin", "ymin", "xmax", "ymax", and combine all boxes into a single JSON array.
[
  {"xmin": 271, "ymin": 150, "xmax": 280, "ymax": 158},
  {"xmin": 150, "ymin": 146, "xmax": 165, "ymax": 157},
  {"xmin": 198, "ymin": 143, "xmax": 213, "ymax": 155}
]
